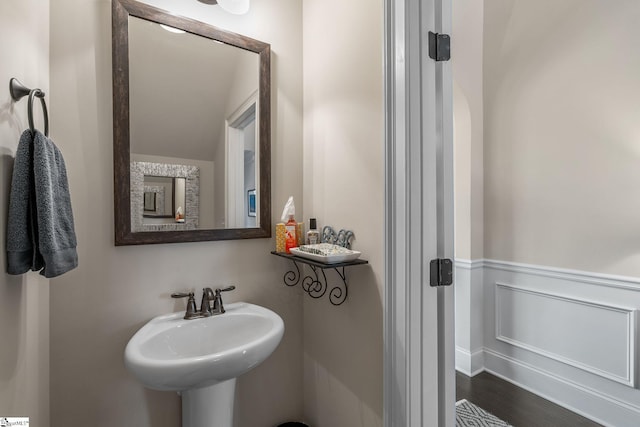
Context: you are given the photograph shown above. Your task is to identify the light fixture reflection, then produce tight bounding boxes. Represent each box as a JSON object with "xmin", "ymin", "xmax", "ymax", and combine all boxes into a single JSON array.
[
  {"xmin": 160, "ymin": 24, "xmax": 186, "ymax": 34},
  {"xmin": 197, "ymin": 0, "xmax": 250, "ymax": 15}
]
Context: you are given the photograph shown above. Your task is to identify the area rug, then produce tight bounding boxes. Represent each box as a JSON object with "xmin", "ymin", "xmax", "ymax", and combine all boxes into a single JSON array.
[{"xmin": 456, "ymin": 399, "xmax": 513, "ymax": 427}]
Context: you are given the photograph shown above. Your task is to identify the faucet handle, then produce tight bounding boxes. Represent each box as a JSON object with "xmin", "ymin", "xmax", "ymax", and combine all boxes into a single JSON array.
[
  {"xmin": 216, "ymin": 285, "xmax": 236, "ymax": 293},
  {"xmin": 171, "ymin": 292, "xmax": 199, "ymax": 319},
  {"xmin": 213, "ymin": 286, "xmax": 236, "ymax": 314},
  {"xmin": 171, "ymin": 292, "xmax": 194, "ymax": 298}
]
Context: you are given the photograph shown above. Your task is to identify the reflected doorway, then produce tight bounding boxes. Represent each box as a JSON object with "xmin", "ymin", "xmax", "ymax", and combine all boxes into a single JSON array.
[{"xmin": 226, "ymin": 92, "xmax": 258, "ymax": 229}]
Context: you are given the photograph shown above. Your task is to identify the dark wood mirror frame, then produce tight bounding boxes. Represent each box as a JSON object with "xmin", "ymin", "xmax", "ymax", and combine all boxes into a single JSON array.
[{"xmin": 112, "ymin": 0, "xmax": 271, "ymax": 245}]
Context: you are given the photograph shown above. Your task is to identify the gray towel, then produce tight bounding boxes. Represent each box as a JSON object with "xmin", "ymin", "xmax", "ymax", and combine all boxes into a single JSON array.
[
  {"xmin": 6, "ymin": 130, "xmax": 42, "ymax": 274},
  {"xmin": 7, "ymin": 129, "xmax": 78, "ymax": 278}
]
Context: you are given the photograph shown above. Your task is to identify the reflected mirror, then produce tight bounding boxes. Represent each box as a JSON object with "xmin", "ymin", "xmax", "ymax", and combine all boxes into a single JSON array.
[
  {"xmin": 112, "ymin": 0, "xmax": 271, "ymax": 245},
  {"xmin": 131, "ymin": 161, "xmax": 199, "ymax": 232},
  {"xmin": 143, "ymin": 176, "xmax": 176, "ymax": 218}
]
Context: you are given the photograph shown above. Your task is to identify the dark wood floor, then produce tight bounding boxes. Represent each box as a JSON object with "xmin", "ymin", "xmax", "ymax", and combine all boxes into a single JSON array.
[{"xmin": 456, "ymin": 371, "xmax": 603, "ymax": 427}]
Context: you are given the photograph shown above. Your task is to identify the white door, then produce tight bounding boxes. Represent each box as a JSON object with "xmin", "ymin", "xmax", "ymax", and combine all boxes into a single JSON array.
[{"xmin": 384, "ymin": 0, "xmax": 455, "ymax": 425}]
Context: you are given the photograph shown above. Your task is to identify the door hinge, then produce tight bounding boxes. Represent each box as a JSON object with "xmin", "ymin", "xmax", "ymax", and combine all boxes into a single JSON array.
[
  {"xmin": 430, "ymin": 258, "xmax": 453, "ymax": 287},
  {"xmin": 428, "ymin": 32, "xmax": 451, "ymax": 62}
]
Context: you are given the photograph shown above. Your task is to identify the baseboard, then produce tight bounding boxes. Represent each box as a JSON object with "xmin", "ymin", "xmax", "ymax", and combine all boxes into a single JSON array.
[
  {"xmin": 484, "ymin": 348, "xmax": 640, "ymax": 427},
  {"xmin": 454, "ymin": 259, "xmax": 485, "ymax": 377},
  {"xmin": 455, "ymin": 346, "xmax": 484, "ymax": 377}
]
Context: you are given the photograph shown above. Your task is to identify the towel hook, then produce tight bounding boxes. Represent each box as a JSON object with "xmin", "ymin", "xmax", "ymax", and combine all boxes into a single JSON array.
[{"xmin": 9, "ymin": 78, "xmax": 49, "ymax": 137}]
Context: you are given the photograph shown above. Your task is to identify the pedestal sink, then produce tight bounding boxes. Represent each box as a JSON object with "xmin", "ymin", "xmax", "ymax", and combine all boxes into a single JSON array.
[{"xmin": 124, "ymin": 302, "xmax": 284, "ymax": 427}]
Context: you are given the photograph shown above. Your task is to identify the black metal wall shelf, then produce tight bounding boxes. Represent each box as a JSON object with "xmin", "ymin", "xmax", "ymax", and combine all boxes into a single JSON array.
[{"xmin": 271, "ymin": 251, "xmax": 368, "ymax": 305}]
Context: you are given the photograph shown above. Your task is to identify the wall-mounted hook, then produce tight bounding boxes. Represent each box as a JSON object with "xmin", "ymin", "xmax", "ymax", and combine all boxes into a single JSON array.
[
  {"xmin": 10, "ymin": 78, "xmax": 38, "ymax": 101},
  {"xmin": 9, "ymin": 78, "xmax": 48, "ymax": 136}
]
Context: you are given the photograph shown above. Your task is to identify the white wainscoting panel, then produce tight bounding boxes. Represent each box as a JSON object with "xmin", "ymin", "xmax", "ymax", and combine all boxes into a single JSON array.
[
  {"xmin": 454, "ymin": 259, "xmax": 640, "ymax": 427},
  {"xmin": 495, "ymin": 283, "xmax": 636, "ymax": 387}
]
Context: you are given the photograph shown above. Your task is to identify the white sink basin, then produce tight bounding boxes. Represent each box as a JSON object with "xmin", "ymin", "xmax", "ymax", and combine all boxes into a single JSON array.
[{"xmin": 124, "ymin": 302, "xmax": 284, "ymax": 392}]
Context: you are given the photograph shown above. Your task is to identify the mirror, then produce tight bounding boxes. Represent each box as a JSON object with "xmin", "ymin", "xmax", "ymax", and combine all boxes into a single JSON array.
[
  {"xmin": 131, "ymin": 161, "xmax": 199, "ymax": 231},
  {"xmin": 112, "ymin": 0, "xmax": 271, "ymax": 245}
]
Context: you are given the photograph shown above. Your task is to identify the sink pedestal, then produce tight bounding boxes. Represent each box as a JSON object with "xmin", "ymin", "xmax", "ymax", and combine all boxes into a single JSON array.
[{"xmin": 182, "ymin": 379, "xmax": 236, "ymax": 427}]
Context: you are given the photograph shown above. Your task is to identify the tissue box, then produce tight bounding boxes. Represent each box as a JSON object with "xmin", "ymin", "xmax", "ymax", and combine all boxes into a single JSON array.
[
  {"xmin": 276, "ymin": 222, "xmax": 305, "ymax": 252},
  {"xmin": 276, "ymin": 223, "xmax": 286, "ymax": 252}
]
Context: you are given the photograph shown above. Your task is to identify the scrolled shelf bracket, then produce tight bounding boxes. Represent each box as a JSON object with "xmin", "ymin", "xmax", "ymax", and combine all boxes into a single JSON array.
[
  {"xmin": 328, "ymin": 267, "xmax": 348, "ymax": 306},
  {"xmin": 272, "ymin": 251, "xmax": 367, "ymax": 306},
  {"xmin": 283, "ymin": 260, "xmax": 301, "ymax": 287}
]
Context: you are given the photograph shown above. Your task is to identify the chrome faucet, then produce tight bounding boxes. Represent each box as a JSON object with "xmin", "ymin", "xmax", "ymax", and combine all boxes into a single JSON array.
[{"xmin": 172, "ymin": 286, "xmax": 236, "ymax": 319}]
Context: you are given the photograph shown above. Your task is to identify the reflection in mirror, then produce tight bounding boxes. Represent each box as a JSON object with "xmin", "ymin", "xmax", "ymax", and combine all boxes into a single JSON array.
[
  {"xmin": 226, "ymin": 96, "xmax": 258, "ymax": 228},
  {"xmin": 112, "ymin": 0, "xmax": 271, "ymax": 245},
  {"xmin": 143, "ymin": 191, "xmax": 157, "ymax": 213},
  {"xmin": 129, "ymin": 16, "xmax": 259, "ymax": 230},
  {"xmin": 131, "ymin": 162, "xmax": 199, "ymax": 232},
  {"xmin": 142, "ymin": 176, "xmax": 187, "ymax": 221}
]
